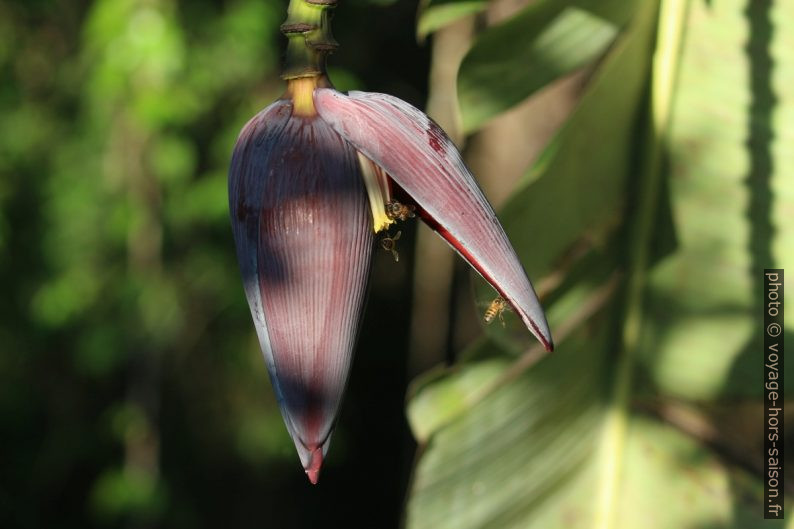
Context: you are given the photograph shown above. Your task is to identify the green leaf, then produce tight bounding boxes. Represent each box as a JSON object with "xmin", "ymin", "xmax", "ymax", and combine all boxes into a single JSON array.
[
  {"xmin": 458, "ymin": 0, "xmax": 641, "ymax": 133},
  {"xmin": 407, "ymin": 359, "xmax": 510, "ymax": 443},
  {"xmin": 638, "ymin": 0, "xmax": 794, "ymax": 401},
  {"xmin": 407, "ymin": 0, "xmax": 794, "ymax": 526},
  {"xmin": 406, "ymin": 314, "xmax": 611, "ymax": 529},
  {"xmin": 409, "ymin": 372, "xmax": 786, "ymax": 528},
  {"xmin": 417, "ymin": 0, "xmax": 488, "ymax": 40}
]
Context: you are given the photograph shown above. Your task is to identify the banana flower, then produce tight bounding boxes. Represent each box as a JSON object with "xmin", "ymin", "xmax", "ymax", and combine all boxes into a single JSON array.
[{"xmin": 228, "ymin": 0, "xmax": 551, "ymax": 485}]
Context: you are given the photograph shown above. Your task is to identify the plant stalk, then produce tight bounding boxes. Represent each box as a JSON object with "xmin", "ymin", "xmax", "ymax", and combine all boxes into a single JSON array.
[
  {"xmin": 281, "ymin": 0, "xmax": 339, "ymax": 80},
  {"xmin": 595, "ymin": 0, "xmax": 690, "ymax": 528}
]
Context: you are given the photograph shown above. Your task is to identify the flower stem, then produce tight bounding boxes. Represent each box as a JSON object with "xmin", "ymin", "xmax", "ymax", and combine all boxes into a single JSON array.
[{"xmin": 281, "ymin": 0, "xmax": 339, "ymax": 80}]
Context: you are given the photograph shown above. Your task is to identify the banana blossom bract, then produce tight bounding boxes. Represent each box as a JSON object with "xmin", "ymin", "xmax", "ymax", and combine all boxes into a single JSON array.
[{"xmin": 228, "ymin": 79, "xmax": 552, "ymax": 484}]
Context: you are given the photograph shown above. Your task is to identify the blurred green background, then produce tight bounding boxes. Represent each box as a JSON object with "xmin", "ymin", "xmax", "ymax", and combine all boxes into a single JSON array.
[
  {"xmin": 2, "ymin": 0, "xmax": 793, "ymax": 528},
  {"xmin": 0, "ymin": 0, "xmax": 427, "ymax": 527}
]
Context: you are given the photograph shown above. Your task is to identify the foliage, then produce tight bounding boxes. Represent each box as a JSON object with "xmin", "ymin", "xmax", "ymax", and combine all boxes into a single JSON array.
[
  {"xmin": 0, "ymin": 0, "xmax": 425, "ymax": 527},
  {"xmin": 406, "ymin": 0, "xmax": 793, "ymax": 527},
  {"xmin": 1, "ymin": 0, "xmax": 791, "ymax": 527}
]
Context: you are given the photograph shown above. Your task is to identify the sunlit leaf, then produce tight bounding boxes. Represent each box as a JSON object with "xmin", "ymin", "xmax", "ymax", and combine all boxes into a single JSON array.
[
  {"xmin": 417, "ymin": 0, "xmax": 488, "ymax": 40},
  {"xmin": 406, "ymin": 0, "xmax": 794, "ymax": 526},
  {"xmin": 638, "ymin": 0, "xmax": 794, "ymax": 401},
  {"xmin": 457, "ymin": 0, "xmax": 641, "ymax": 133}
]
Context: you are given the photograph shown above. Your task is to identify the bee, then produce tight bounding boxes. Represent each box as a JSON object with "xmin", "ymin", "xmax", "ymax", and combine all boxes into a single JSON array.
[
  {"xmin": 385, "ymin": 200, "xmax": 416, "ymax": 222},
  {"xmin": 380, "ymin": 231, "xmax": 402, "ymax": 262},
  {"xmin": 483, "ymin": 296, "xmax": 509, "ymax": 326}
]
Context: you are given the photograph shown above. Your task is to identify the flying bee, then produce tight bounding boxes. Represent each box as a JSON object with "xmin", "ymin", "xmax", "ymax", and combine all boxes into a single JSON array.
[
  {"xmin": 483, "ymin": 296, "xmax": 509, "ymax": 327},
  {"xmin": 385, "ymin": 200, "xmax": 416, "ymax": 222},
  {"xmin": 380, "ymin": 231, "xmax": 402, "ymax": 262}
]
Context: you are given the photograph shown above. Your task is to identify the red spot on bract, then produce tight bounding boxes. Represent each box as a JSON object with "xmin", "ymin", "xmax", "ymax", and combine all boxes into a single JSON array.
[
  {"xmin": 427, "ymin": 121, "xmax": 445, "ymax": 154},
  {"xmin": 428, "ymin": 135, "xmax": 442, "ymax": 153}
]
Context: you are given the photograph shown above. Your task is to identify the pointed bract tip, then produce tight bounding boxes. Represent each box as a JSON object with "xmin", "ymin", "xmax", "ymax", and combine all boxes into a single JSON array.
[
  {"xmin": 305, "ymin": 447, "xmax": 324, "ymax": 485},
  {"xmin": 525, "ymin": 315, "xmax": 553, "ymax": 353}
]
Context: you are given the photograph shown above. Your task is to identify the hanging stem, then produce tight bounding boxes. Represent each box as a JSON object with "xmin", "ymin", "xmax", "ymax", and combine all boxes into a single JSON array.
[
  {"xmin": 595, "ymin": 0, "xmax": 690, "ymax": 528},
  {"xmin": 281, "ymin": 0, "xmax": 339, "ymax": 80}
]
